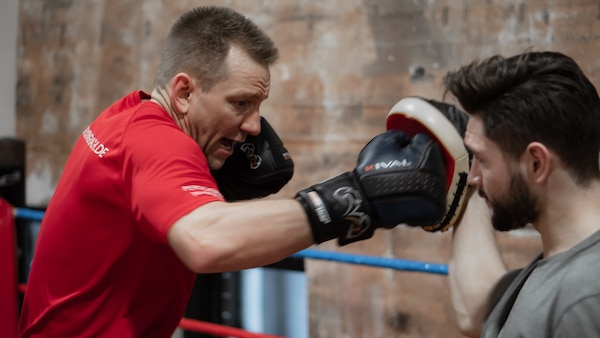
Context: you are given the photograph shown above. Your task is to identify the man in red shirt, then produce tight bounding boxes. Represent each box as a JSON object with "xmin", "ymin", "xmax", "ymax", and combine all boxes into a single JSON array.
[{"xmin": 18, "ymin": 6, "xmax": 452, "ymax": 337}]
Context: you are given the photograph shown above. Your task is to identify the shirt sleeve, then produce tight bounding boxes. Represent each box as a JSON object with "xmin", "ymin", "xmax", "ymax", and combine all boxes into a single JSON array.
[
  {"xmin": 554, "ymin": 294, "xmax": 600, "ymax": 338},
  {"xmin": 121, "ymin": 109, "xmax": 225, "ymax": 243}
]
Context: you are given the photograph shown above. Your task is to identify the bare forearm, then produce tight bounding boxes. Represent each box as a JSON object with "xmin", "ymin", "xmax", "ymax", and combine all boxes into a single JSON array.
[
  {"xmin": 449, "ymin": 192, "xmax": 506, "ymax": 337},
  {"xmin": 168, "ymin": 199, "xmax": 314, "ymax": 273}
]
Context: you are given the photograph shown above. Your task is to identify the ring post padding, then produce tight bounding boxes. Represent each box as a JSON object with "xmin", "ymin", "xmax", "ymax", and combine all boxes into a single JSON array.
[{"xmin": 0, "ymin": 198, "xmax": 18, "ymax": 338}]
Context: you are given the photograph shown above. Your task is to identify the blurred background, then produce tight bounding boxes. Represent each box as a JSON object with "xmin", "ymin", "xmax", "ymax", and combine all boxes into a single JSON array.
[{"xmin": 1, "ymin": 1, "xmax": 598, "ymax": 337}]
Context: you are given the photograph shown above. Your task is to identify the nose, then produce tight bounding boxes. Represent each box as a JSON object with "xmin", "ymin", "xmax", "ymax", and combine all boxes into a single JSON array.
[{"xmin": 241, "ymin": 110, "xmax": 261, "ymax": 137}]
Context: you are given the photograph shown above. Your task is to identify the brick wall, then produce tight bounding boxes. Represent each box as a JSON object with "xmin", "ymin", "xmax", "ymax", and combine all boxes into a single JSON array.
[{"xmin": 16, "ymin": 0, "xmax": 600, "ymax": 337}]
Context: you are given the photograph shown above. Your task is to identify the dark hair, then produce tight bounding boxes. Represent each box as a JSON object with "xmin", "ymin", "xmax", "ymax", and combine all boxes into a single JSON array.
[
  {"xmin": 443, "ymin": 51, "xmax": 600, "ymax": 185},
  {"xmin": 154, "ymin": 6, "xmax": 279, "ymax": 90}
]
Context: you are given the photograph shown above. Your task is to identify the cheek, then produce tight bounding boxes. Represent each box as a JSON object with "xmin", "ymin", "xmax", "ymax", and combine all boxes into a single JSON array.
[
  {"xmin": 191, "ymin": 101, "xmax": 224, "ymax": 128},
  {"xmin": 481, "ymin": 167, "xmax": 508, "ymax": 195},
  {"xmin": 193, "ymin": 94, "xmax": 225, "ymax": 117}
]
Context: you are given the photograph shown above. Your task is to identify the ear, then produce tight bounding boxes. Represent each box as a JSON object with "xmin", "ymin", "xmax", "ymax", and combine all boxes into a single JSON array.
[
  {"xmin": 170, "ymin": 73, "xmax": 196, "ymax": 114},
  {"xmin": 523, "ymin": 142, "xmax": 551, "ymax": 183}
]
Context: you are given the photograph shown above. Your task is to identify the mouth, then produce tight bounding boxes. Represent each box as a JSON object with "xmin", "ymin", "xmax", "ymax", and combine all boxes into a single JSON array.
[{"xmin": 220, "ymin": 138, "xmax": 234, "ymax": 151}]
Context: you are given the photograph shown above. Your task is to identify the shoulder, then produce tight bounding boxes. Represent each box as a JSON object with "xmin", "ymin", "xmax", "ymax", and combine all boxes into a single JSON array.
[
  {"xmin": 558, "ymin": 236, "xmax": 600, "ymax": 285},
  {"xmin": 554, "ymin": 293, "xmax": 600, "ymax": 336},
  {"xmin": 551, "ymin": 239, "xmax": 600, "ymax": 328},
  {"xmin": 124, "ymin": 102, "xmax": 202, "ymax": 157}
]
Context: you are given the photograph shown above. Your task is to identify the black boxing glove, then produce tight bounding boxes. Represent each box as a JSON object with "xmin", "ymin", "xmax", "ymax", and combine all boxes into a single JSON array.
[
  {"xmin": 212, "ymin": 117, "xmax": 294, "ymax": 201},
  {"xmin": 296, "ymin": 130, "xmax": 447, "ymax": 246}
]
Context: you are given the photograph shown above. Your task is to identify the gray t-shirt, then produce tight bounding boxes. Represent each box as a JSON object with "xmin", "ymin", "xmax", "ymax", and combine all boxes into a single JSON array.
[{"xmin": 482, "ymin": 229, "xmax": 600, "ymax": 338}]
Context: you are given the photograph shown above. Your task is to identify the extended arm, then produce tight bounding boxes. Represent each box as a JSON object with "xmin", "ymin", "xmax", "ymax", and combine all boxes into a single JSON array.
[
  {"xmin": 169, "ymin": 130, "xmax": 449, "ymax": 274},
  {"xmin": 168, "ymin": 199, "xmax": 313, "ymax": 273},
  {"xmin": 448, "ymin": 191, "xmax": 507, "ymax": 337}
]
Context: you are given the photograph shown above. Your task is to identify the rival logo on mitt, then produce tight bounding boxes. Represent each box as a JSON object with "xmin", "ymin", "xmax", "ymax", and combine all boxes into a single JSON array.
[
  {"xmin": 239, "ymin": 143, "xmax": 262, "ymax": 169},
  {"xmin": 214, "ymin": 116, "xmax": 294, "ymax": 201}
]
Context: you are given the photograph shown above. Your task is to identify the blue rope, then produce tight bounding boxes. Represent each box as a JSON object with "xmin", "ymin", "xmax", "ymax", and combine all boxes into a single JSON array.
[
  {"xmin": 13, "ymin": 207, "xmax": 449, "ymax": 275},
  {"xmin": 293, "ymin": 248, "xmax": 448, "ymax": 275},
  {"xmin": 14, "ymin": 207, "xmax": 45, "ymax": 222}
]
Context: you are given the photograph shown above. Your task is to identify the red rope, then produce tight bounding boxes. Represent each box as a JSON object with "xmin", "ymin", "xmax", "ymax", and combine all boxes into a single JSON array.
[{"xmin": 179, "ymin": 318, "xmax": 285, "ymax": 338}]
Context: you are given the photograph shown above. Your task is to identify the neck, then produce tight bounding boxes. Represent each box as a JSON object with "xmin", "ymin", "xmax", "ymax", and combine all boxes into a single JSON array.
[
  {"xmin": 150, "ymin": 86, "xmax": 192, "ymax": 136},
  {"xmin": 536, "ymin": 180, "xmax": 600, "ymax": 257}
]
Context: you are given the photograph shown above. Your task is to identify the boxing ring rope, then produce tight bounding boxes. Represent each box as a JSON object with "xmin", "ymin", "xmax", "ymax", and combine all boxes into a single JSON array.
[
  {"xmin": 1, "ymin": 201, "xmax": 450, "ymax": 337},
  {"xmin": 292, "ymin": 249, "xmax": 448, "ymax": 275}
]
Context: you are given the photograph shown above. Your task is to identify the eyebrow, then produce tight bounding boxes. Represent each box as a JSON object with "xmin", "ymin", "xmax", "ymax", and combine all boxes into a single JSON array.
[{"xmin": 236, "ymin": 92, "xmax": 268, "ymax": 101}]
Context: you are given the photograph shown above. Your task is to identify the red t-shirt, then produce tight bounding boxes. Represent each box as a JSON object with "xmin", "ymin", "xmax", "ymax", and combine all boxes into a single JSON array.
[{"xmin": 18, "ymin": 91, "xmax": 225, "ymax": 337}]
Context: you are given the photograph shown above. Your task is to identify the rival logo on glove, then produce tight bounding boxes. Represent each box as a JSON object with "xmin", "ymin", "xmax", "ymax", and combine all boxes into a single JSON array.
[
  {"xmin": 240, "ymin": 143, "xmax": 262, "ymax": 169},
  {"xmin": 333, "ymin": 186, "xmax": 371, "ymax": 239},
  {"xmin": 364, "ymin": 159, "xmax": 412, "ymax": 172}
]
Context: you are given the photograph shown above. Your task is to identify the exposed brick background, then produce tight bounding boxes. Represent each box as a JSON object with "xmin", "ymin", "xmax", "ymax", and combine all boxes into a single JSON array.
[{"xmin": 15, "ymin": 0, "xmax": 600, "ymax": 337}]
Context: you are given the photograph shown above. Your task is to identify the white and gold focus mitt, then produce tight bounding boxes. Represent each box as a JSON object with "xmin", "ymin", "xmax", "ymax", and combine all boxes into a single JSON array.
[{"xmin": 386, "ymin": 97, "xmax": 471, "ymax": 232}]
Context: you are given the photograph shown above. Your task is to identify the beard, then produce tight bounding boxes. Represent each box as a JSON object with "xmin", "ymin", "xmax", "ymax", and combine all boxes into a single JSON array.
[{"xmin": 483, "ymin": 171, "xmax": 539, "ymax": 232}]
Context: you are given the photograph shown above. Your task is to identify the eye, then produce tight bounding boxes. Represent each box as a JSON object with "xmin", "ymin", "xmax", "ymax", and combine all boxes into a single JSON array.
[
  {"xmin": 473, "ymin": 154, "xmax": 485, "ymax": 166},
  {"xmin": 231, "ymin": 101, "xmax": 247, "ymax": 108}
]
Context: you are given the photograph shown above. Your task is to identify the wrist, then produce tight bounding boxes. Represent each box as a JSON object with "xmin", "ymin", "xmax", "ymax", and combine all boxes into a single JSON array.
[{"xmin": 295, "ymin": 172, "xmax": 375, "ymax": 245}]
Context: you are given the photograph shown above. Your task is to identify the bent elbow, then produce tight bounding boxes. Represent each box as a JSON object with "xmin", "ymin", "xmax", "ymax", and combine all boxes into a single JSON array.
[
  {"xmin": 176, "ymin": 240, "xmax": 229, "ymax": 274},
  {"xmin": 454, "ymin": 314, "xmax": 482, "ymax": 338},
  {"xmin": 168, "ymin": 222, "xmax": 227, "ymax": 273}
]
